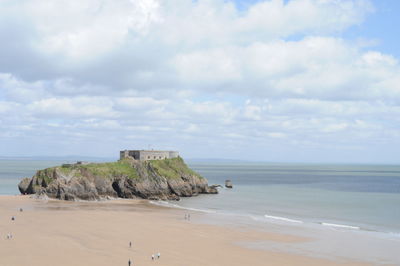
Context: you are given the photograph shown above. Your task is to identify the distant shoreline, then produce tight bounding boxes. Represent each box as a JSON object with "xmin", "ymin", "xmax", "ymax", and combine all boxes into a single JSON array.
[{"xmin": 0, "ymin": 157, "xmax": 399, "ymax": 165}]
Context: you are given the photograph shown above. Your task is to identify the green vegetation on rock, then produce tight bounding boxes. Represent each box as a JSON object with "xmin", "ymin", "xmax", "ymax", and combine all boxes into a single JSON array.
[
  {"xmin": 57, "ymin": 166, "xmax": 83, "ymax": 177},
  {"xmin": 79, "ymin": 160, "xmax": 139, "ymax": 179},
  {"xmin": 148, "ymin": 157, "xmax": 202, "ymax": 180},
  {"xmin": 18, "ymin": 156, "xmax": 217, "ymax": 201},
  {"xmin": 36, "ymin": 169, "xmax": 55, "ymax": 185},
  {"xmin": 38, "ymin": 157, "xmax": 199, "ymax": 181},
  {"xmin": 58, "ymin": 165, "xmax": 75, "ymax": 175},
  {"xmin": 54, "ymin": 160, "xmax": 139, "ymax": 179}
]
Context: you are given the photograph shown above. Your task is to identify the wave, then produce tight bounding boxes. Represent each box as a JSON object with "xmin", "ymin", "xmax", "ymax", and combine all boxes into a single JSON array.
[
  {"xmin": 150, "ymin": 201, "xmax": 400, "ymax": 239},
  {"xmin": 149, "ymin": 201, "xmax": 398, "ymax": 238},
  {"xmin": 149, "ymin": 200, "xmax": 217, "ymax": 214},
  {"xmin": 264, "ymin": 214, "xmax": 303, "ymax": 224},
  {"xmin": 320, "ymin": 222, "xmax": 360, "ymax": 230}
]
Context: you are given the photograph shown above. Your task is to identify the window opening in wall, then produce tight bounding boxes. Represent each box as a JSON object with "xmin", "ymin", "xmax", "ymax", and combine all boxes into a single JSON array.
[{"xmin": 148, "ymin": 156, "xmax": 150, "ymax": 159}]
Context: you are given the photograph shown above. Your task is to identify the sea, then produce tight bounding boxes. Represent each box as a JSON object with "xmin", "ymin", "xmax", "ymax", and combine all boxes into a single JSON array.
[
  {"xmin": 1, "ymin": 159, "xmax": 400, "ymax": 263},
  {"xmin": 185, "ymin": 162, "xmax": 400, "ymax": 234}
]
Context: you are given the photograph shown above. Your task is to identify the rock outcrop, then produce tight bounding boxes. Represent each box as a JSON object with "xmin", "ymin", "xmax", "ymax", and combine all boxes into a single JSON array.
[
  {"xmin": 18, "ymin": 157, "xmax": 218, "ymax": 201},
  {"xmin": 225, "ymin": 180, "xmax": 233, "ymax": 188}
]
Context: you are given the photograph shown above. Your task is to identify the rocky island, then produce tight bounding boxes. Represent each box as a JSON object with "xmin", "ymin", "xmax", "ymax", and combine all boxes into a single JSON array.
[{"xmin": 18, "ymin": 152, "xmax": 218, "ymax": 201}]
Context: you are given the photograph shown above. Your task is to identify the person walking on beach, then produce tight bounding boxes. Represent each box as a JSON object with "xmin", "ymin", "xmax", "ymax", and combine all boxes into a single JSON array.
[
  {"xmin": 151, "ymin": 254, "xmax": 155, "ymax": 260},
  {"xmin": 128, "ymin": 258, "xmax": 131, "ymax": 266},
  {"xmin": 129, "ymin": 241, "xmax": 132, "ymax": 248},
  {"xmin": 157, "ymin": 252, "xmax": 160, "ymax": 259}
]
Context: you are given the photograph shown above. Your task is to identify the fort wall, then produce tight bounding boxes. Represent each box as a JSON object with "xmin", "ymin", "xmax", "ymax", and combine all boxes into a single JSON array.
[{"xmin": 120, "ymin": 150, "xmax": 179, "ymax": 161}]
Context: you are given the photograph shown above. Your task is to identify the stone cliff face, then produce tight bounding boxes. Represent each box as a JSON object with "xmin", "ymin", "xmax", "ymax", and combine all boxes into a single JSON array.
[{"xmin": 18, "ymin": 157, "xmax": 218, "ymax": 201}]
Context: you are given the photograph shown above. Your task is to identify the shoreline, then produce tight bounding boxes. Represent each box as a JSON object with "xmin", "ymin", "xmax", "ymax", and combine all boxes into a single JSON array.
[
  {"xmin": 0, "ymin": 195, "xmax": 373, "ymax": 266},
  {"xmin": 158, "ymin": 195, "xmax": 400, "ymax": 265}
]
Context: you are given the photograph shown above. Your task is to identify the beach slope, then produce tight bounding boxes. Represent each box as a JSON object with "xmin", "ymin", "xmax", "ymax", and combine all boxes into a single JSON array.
[{"xmin": 0, "ymin": 196, "xmax": 370, "ymax": 266}]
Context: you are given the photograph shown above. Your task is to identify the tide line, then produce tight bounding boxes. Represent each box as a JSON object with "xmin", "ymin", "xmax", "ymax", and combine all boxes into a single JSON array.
[
  {"xmin": 320, "ymin": 222, "xmax": 360, "ymax": 230},
  {"xmin": 264, "ymin": 214, "xmax": 303, "ymax": 224}
]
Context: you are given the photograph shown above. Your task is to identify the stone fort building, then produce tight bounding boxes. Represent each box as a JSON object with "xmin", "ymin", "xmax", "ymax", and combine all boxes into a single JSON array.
[{"xmin": 120, "ymin": 150, "xmax": 179, "ymax": 161}]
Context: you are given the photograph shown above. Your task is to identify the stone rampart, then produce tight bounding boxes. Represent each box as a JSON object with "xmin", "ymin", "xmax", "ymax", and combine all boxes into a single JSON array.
[{"xmin": 120, "ymin": 150, "xmax": 179, "ymax": 161}]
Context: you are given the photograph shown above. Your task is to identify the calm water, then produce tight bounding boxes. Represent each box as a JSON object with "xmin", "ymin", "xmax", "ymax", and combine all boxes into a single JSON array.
[
  {"xmin": 0, "ymin": 160, "xmax": 68, "ymax": 195},
  {"xmin": 1, "ymin": 160, "xmax": 399, "ymax": 234},
  {"xmin": 182, "ymin": 162, "xmax": 400, "ymax": 234}
]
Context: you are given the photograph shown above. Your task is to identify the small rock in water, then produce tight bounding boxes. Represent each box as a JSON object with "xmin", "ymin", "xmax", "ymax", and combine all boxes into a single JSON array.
[{"xmin": 225, "ymin": 180, "xmax": 233, "ymax": 188}]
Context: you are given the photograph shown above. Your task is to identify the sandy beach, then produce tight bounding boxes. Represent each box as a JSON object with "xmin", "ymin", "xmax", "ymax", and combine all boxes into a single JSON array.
[{"xmin": 0, "ymin": 195, "xmax": 370, "ymax": 266}]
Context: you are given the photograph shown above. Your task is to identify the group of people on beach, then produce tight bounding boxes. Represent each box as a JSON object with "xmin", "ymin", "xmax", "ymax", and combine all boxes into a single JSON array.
[
  {"xmin": 151, "ymin": 252, "xmax": 161, "ymax": 260},
  {"xmin": 128, "ymin": 241, "xmax": 161, "ymax": 265},
  {"xmin": 6, "ymin": 216, "xmax": 14, "ymax": 239},
  {"xmin": 127, "ymin": 213, "xmax": 191, "ymax": 265},
  {"xmin": 5, "ymin": 209, "xmax": 22, "ymax": 240}
]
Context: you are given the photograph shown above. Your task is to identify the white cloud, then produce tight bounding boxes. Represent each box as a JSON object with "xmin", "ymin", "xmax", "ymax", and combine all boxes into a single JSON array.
[
  {"xmin": 1, "ymin": 0, "xmax": 399, "ymax": 162},
  {"xmin": 173, "ymin": 48, "xmax": 242, "ymax": 83},
  {"xmin": 0, "ymin": 73, "xmax": 48, "ymax": 102},
  {"xmin": 237, "ymin": 0, "xmax": 373, "ymax": 37},
  {"xmin": 26, "ymin": 0, "xmax": 162, "ymax": 59},
  {"xmin": 361, "ymin": 51, "xmax": 397, "ymax": 67},
  {"xmin": 0, "ymin": 101, "xmax": 17, "ymax": 114},
  {"xmin": 321, "ymin": 123, "xmax": 348, "ymax": 133},
  {"xmin": 27, "ymin": 97, "xmax": 117, "ymax": 118},
  {"xmin": 173, "ymin": 36, "xmax": 400, "ymax": 100},
  {"xmin": 115, "ymin": 97, "xmax": 168, "ymax": 111},
  {"xmin": 266, "ymin": 132, "xmax": 287, "ymax": 138}
]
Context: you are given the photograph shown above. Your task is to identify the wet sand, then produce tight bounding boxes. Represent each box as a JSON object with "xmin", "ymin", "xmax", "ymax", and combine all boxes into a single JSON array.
[{"xmin": 0, "ymin": 195, "xmax": 370, "ymax": 266}]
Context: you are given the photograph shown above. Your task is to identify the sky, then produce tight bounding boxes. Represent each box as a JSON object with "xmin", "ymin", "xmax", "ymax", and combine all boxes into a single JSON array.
[{"xmin": 0, "ymin": 0, "xmax": 399, "ymax": 163}]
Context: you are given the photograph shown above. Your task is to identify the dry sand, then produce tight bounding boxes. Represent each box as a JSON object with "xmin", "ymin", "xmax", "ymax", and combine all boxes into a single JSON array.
[{"xmin": 0, "ymin": 195, "xmax": 370, "ymax": 266}]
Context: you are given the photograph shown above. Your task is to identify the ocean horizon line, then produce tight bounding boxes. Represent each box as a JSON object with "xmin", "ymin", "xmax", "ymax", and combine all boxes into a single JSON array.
[{"xmin": 0, "ymin": 156, "xmax": 398, "ymax": 166}]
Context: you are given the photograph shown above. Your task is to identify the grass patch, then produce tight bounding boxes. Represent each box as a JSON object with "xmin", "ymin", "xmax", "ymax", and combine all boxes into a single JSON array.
[
  {"xmin": 79, "ymin": 161, "xmax": 139, "ymax": 179},
  {"xmin": 36, "ymin": 158, "xmax": 197, "ymax": 182},
  {"xmin": 148, "ymin": 157, "xmax": 202, "ymax": 180},
  {"xmin": 58, "ymin": 165, "xmax": 75, "ymax": 175},
  {"xmin": 35, "ymin": 169, "xmax": 55, "ymax": 185}
]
